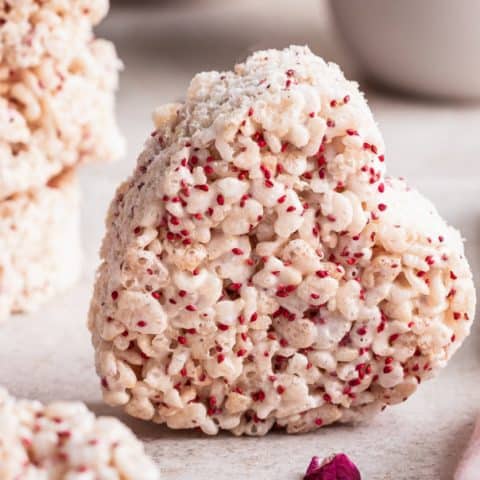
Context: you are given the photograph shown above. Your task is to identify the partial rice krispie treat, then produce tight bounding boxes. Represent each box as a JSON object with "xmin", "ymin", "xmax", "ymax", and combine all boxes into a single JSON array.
[
  {"xmin": 0, "ymin": 169, "xmax": 82, "ymax": 322},
  {"xmin": 0, "ymin": 388, "xmax": 159, "ymax": 480},
  {"xmin": 0, "ymin": 0, "xmax": 109, "ymax": 69},
  {"xmin": 89, "ymin": 46, "xmax": 475, "ymax": 436},
  {"xmin": 0, "ymin": 0, "xmax": 123, "ymax": 200}
]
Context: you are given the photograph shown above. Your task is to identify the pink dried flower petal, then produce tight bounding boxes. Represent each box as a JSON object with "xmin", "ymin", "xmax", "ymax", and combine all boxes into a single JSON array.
[
  {"xmin": 454, "ymin": 414, "xmax": 480, "ymax": 480},
  {"xmin": 306, "ymin": 456, "xmax": 322, "ymax": 476},
  {"xmin": 304, "ymin": 453, "xmax": 361, "ymax": 480}
]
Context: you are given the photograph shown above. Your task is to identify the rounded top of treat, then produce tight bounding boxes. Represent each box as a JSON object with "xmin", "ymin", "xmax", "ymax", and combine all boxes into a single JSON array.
[{"xmin": 153, "ymin": 45, "xmax": 382, "ymax": 154}]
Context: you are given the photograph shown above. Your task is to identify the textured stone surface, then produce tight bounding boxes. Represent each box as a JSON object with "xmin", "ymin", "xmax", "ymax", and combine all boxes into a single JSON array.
[{"xmin": 0, "ymin": 1, "xmax": 479, "ymax": 478}]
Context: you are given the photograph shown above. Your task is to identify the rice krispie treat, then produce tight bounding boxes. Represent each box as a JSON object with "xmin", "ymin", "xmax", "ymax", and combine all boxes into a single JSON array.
[
  {"xmin": 0, "ymin": 169, "xmax": 81, "ymax": 322},
  {"xmin": 0, "ymin": 0, "xmax": 123, "ymax": 199},
  {"xmin": 0, "ymin": 388, "xmax": 159, "ymax": 480},
  {"xmin": 89, "ymin": 46, "xmax": 475, "ymax": 435},
  {"xmin": 0, "ymin": 0, "xmax": 109, "ymax": 70}
]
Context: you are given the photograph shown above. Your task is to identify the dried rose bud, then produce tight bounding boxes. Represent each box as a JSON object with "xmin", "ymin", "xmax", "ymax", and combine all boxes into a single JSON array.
[{"xmin": 304, "ymin": 453, "xmax": 361, "ymax": 480}]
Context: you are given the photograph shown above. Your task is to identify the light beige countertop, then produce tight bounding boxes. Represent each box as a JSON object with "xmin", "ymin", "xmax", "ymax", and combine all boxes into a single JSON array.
[{"xmin": 1, "ymin": 1, "xmax": 479, "ymax": 479}]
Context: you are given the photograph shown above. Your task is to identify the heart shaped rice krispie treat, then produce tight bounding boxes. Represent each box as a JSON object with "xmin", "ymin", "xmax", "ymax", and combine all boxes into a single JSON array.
[
  {"xmin": 89, "ymin": 46, "xmax": 475, "ymax": 435},
  {"xmin": 0, "ymin": 169, "xmax": 81, "ymax": 322},
  {"xmin": 0, "ymin": 0, "xmax": 123, "ymax": 200},
  {"xmin": 0, "ymin": 388, "xmax": 159, "ymax": 480}
]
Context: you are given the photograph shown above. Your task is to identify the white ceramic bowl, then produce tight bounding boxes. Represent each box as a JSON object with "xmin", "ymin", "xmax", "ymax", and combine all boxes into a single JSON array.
[{"xmin": 330, "ymin": 0, "xmax": 480, "ymax": 100}]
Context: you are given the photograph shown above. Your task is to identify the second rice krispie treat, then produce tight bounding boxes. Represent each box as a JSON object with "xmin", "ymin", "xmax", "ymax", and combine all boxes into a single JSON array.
[
  {"xmin": 89, "ymin": 46, "xmax": 475, "ymax": 435},
  {"xmin": 0, "ymin": 388, "xmax": 159, "ymax": 480},
  {"xmin": 0, "ymin": 169, "xmax": 81, "ymax": 322},
  {"xmin": 0, "ymin": 0, "xmax": 124, "ymax": 200},
  {"xmin": 0, "ymin": 0, "xmax": 109, "ymax": 70}
]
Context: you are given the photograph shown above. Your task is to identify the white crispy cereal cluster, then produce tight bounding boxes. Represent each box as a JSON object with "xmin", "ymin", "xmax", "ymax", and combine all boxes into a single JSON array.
[
  {"xmin": 0, "ymin": 170, "xmax": 81, "ymax": 322},
  {"xmin": 89, "ymin": 46, "xmax": 475, "ymax": 435},
  {"xmin": 0, "ymin": 388, "xmax": 160, "ymax": 480},
  {"xmin": 0, "ymin": 0, "xmax": 123, "ymax": 199}
]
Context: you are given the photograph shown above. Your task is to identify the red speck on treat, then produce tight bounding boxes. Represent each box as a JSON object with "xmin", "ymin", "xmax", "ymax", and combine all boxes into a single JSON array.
[
  {"xmin": 178, "ymin": 336, "xmax": 187, "ymax": 345},
  {"xmin": 388, "ymin": 333, "xmax": 399, "ymax": 345},
  {"xmin": 204, "ymin": 165, "xmax": 214, "ymax": 175},
  {"xmin": 185, "ymin": 304, "xmax": 197, "ymax": 312},
  {"xmin": 217, "ymin": 354, "xmax": 225, "ymax": 363},
  {"xmin": 137, "ymin": 320, "xmax": 147, "ymax": 328},
  {"xmin": 216, "ymin": 194, "xmax": 225, "ymax": 205},
  {"xmin": 356, "ymin": 327, "xmax": 367, "ymax": 336},
  {"xmin": 252, "ymin": 390, "xmax": 266, "ymax": 402},
  {"xmin": 232, "ymin": 248, "xmax": 244, "ymax": 255},
  {"xmin": 378, "ymin": 203, "xmax": 387, "ymax": 211}
]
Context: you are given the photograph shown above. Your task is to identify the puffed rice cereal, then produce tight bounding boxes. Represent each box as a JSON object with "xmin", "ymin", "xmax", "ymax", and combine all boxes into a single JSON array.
[
  {"xmin": 0, "ymin": 169, "xmax": 81, "ymax": 322},
  {"xmin": 0, "ymin": 0, "xmax": 124, "ymax": 199},
  {"xmin": 89, "ymin": 46, "xmax": 476, "ymax": 435},
  {"xmin": 0, "ymin": 388, "xmax": 160, "ymax": 480}
]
